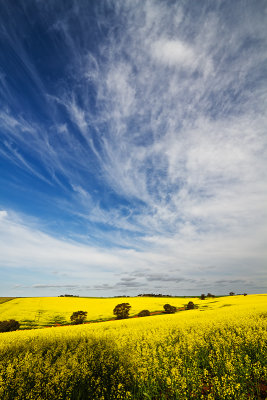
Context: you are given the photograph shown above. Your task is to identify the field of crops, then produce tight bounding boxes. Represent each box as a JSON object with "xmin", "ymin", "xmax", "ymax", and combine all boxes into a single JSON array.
[
  {"xmin": 0, "ymin": 295, "xmax": 213, "ymax": 329},
  {"xmin": 0, "ymin": 298, "xmax": 15, "ymax": 305},
  {"xmin": 0, "ymin": 294, "xmax": 266, "ymax": 399}
]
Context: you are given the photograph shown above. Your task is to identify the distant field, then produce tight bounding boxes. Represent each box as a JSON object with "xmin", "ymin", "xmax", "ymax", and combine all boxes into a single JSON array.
[
  {"xmin": 0, "ymin": 294, "xmax": 263, "ymax": 329},
  {"xmin": 0, "ymin": 295, "xmax": 199, "ymax": 328},
  {"xmin": 0, "ymin": 294, "xmax": 266, "ymax": 400},
  {"xmin": 0, "ymin": 298, "xmax": 16, "ymax": 305}
]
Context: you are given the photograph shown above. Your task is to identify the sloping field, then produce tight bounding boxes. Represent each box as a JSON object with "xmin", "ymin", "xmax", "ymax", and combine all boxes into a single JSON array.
[
  {"xmin": 0, "ymin": 295, "xmax": 207, "ymax": 328},
  {"xmin": 0, "ymin": 298, "xmax": 16, "ymax": 305},
  {"xmin": 0, "ymin": 294, "xmax": 266, "ymax": 399}
]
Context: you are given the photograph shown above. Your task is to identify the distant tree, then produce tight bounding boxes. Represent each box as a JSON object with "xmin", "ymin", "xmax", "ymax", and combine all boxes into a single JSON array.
[
  {"xmin": 243, "ymin": 293, "xmax": 247, "ymax": 296},
  {"xmin": 138, "ymin": 310, "xmax": 151, "ymax": 317},
  {"xmin": 229, "ymin": 292, "xmax": 235, "ymax": 296},
  {"xmin": 70, "ymin": 311, "xmax": 87, "ymax": 325},
  {"xmin": 113, "ymin": 303, "xmax": 131, "ymax": 319},
  {"xmin": 0, "ymin": 319, "xmax": 20, "ymax": 332},
  {"xmin": 200, "ymin": 294, "xmax": 206, "ymax": 300},
  {"xmin": 186, "ymin": 301, "xmax": 195, "ymax": 310},
  {"xmin": 163, "ymin": 304, "xmax": 177, "ymax": 314}
]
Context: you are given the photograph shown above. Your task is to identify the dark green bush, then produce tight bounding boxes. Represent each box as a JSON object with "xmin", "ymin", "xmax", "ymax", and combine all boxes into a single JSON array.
[
  {"xmin": 186, "ymin": 301, "xmax": 195, "ymax": 310},
  {"xmin": 163, "ymin": 304, "xmax": 177, "ymax": 314},
  {"xmin": 0, "ymin": 319, "xmax": 20, "ymax": 332},
  {"xmin": 138, "ymin": 310, "xmax": 150, "ymax": 317},
  {"xmin": 113, "ymin": 303, "xmax": 131, "ymax": 319},
  {"xmin": 70, "ymin": 311, "xmax": 87, "ymax": 325}
]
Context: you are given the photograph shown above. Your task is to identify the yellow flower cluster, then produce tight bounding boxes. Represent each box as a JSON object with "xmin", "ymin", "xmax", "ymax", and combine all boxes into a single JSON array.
[{"xmin": 0, "ymin": 294, "xmax": 266, "ymax": 399}]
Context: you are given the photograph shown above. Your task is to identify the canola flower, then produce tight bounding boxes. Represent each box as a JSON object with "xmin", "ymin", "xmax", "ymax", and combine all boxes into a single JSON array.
[{"xmin": 0, "ymin": 294, "xmax": 266, "ymax": 399}]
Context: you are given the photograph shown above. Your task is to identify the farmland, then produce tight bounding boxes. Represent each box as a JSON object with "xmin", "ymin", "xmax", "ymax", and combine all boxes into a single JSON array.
[
  {"xmin": 0, "ymin": 298, "xmax": 15, "ymax": 305},
  {"xmin": 0, "ymin": 294, "xmax": 266, "ymax": 399},
  {"xmin": 0, "ymin": 295, "xmax": 214, "ymax": 329}
]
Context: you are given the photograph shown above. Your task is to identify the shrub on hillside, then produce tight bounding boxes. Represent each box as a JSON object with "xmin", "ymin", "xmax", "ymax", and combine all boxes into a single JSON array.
[
  {"xmin": 200, "ymin": 294, "xmax": 206, "ymax": 300},
  {"xmin": 138, "ymin": 310, "xmax": 150, "ymax": 317},
  {"xmin": 186, "ymin": 301, "xmax": 195, "ymax": 310},
  {"xmin": 163, "ymin": 304, "xmax": 177, "ymax": 314},
  {"xmin": 70, "ymin": 311, "xmax": 87, "ymax": 325},
  {"xmin": 113, "ymin": 303, "xmax": 131, "ymax": 319},
  {"xmin": 0, "ymin": 319, "xmax": 20, "ymax": 332}
]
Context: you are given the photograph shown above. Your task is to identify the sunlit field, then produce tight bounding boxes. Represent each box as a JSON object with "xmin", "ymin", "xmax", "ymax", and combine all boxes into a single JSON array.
[
  {"xmin": 0, "ymin": 295, "xmax": 209, "ymax": 329},
  {"xmin": 0, "ymin": 298, "xmax": 15, "ymax": 305},
  {"xmin": 0, "ymin": 294, "xmax": 266, "ymax": 399}
]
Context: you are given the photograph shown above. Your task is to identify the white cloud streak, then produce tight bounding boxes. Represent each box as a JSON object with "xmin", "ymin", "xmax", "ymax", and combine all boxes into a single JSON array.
[{"xmin": 0, "ymin": 209, "xmax": 266, "ymax": 294}]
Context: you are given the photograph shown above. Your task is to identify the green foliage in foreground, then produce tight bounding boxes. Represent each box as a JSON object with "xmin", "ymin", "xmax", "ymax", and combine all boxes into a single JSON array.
[{"xmin": 0, "ymin": 312, "xmax": 266, "ymax": 400}]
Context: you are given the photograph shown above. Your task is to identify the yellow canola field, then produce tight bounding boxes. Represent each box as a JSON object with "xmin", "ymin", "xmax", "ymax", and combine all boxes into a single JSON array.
[
  {"xmin": 0, "ymin": 294, "xmax": 266, "ymax": 399},
  {"xmin": 0, "ymin": 293, "xmax": 266, "ymax": 345},
  {"xmin": 0, "ymin": 295, "xmax": 204, "ymax": 328}
]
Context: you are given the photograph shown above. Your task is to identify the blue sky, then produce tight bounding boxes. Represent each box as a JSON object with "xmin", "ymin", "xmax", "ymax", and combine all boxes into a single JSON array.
[{"xmin": 0, "ymin": 0, "xmax": 266, "ymax": 297}]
